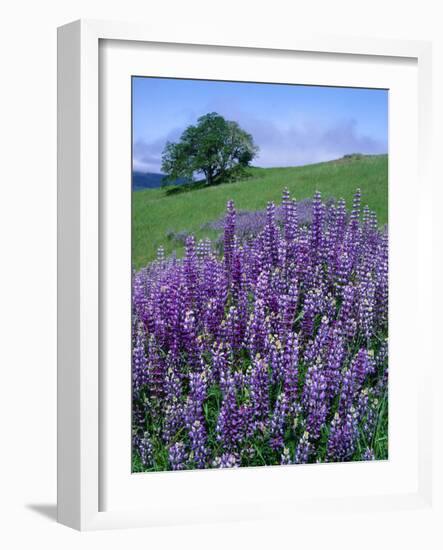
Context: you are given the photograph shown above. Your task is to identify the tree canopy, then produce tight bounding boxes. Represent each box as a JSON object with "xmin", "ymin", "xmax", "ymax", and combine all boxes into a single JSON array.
[{"xmin": 161, "ymin": 112, "xmax": 259, "ymax": 186}]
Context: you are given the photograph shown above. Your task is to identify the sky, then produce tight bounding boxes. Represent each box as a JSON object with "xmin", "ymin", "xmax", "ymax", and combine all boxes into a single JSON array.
[{"xmin": 132, "ymin": 77, "xmax": 388, "ymax": 174}]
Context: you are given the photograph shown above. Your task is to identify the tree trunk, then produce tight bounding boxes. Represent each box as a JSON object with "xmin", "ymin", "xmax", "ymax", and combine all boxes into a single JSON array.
[{"xmin": 206, "ymin": 169, "xmax": 213, "ymax": 186}]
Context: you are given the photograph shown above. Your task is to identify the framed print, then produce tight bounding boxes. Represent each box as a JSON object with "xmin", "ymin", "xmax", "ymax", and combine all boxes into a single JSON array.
[{"xmin": 57, "ymin": 20, "xmax": 435, "ymax": 531}]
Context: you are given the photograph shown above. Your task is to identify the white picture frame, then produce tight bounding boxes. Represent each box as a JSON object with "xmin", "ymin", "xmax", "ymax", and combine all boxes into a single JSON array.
[{"xmin": 57, "ymin": 19, "xmax": 435, "ymax": 531}]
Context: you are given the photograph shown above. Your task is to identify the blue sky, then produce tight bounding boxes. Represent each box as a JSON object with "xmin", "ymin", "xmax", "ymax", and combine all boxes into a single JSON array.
[{"xmin": 132, "ymin": 77, "xmax": 388, "ymax": 173}]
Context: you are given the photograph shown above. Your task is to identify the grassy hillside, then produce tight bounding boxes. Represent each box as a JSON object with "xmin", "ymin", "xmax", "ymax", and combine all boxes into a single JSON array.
[{"xmin": 132, "ymin": 154, "xmax": 388, "ymax": 269}]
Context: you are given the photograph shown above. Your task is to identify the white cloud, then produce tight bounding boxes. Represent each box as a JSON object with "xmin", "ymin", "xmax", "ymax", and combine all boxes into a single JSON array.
[{"xmin": 133, "ymin": 114, "xmax": 386, "ymax": 173}]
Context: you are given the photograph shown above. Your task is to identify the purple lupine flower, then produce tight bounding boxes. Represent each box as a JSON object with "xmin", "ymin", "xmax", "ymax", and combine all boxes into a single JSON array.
[
  {"xmin": 164, "ymin": 353, "xmax": 182, "ymax": 398},
  {"xmin": 301, "ymin": 290, "xmax": 317, "ymax": 340},
  {"xmin": 216, "ymin": 376, "xmax": 240, "ymax": 451},
  {"xmin": 246, "ymin": 297, "xmax": 267, "ymax": 356},
  {"xmin": 356, "ymin": 387, "xmax": 370, "ymax": 424},
  {"xmin": 361, "ymin": 396, "xmax": 379, "ymax": 442},
  {"xmin": 349, "ymin": 188, "xmax": 362, "ymax": 231},
  {"xmin": 168, "ymin": 442, "xmax": 188, "ymax": 470},
  {"xmin": 303, "ymin": 315, "xmax": 330, "ymax": 368},
  {"xmin": 162, "ymin": 356, "xmax": 184, "ymax": 444},
  {"xmin": 185, "ymin": 371, "xmax": 207, "ymax": 429},
  {"xmin": 212, "ymin": 453, "xmax": 241, "ymax": 468},
  {"xmin": 238, "ymin": 402, "xmax": 254, "ymax": 442},
  {"xmin": 156, "ymin": 245, "xmax": 165, "ymax": 264},
  {"xmin": 327, "ymin": 409, "xmax": 359, "ymax": 462},
  {"xmin": 267, "ymin": 335, "xmax": 284, "ymax": 384},
  {"xmin": 293, "ymin": 228, "xmax": 311, "ymax": 284},
  {"xmin": 324, "ymin": 324, "xmax": 345, "ymax": 400},
  {"xmin": 334, "ymin": 249, "xmax": 353, "ymax": 289},
  {"xmin": 184, "ymin": 235, "xmax": 198, "ymax": 309},
  {"xmin": 375, "ymin": 339, "xmax": 389, "ymax": 373},
  {"xmin": 280, "ymin": 447, "xmax": 292, "ymax": 465},
  {"xmin": 210, "ymin": 340, "xmax": 229, "ymax": 384},
  {"xmin": 353, "ymin": 348, "xmax": 375, "ymax": 387},
  {"xmin": 342, "ymin": 189, "xmax": 363, "ymax": 270},
  {"xmin": 282, "ymin": 331, "xmax": 299, "ymax": 412},
  {"xmin": 132, "ymin": 322, "xmax": 148, "ymax": 395},
  {"xmin": 136, "ymin": 432, "xmax": 154, "ymax": 468},
  {"xmin": 294, "ymin": 431, "xmax": 311, "ymax": 464},
  {"xmin": 362, "ymin": 447, "xmax": 375, "ymax": 461},
  {"xmin": 146, "ymin": 334, "xmax": 166, "ymax": 402},
  {"xmin": 337, "ymin": 284, "xmax": 357, "ymax": 339},
  {"xmin": 230, "ymin": 240, "xmax": 245, "ymax": 295},
  {"xmin": 302, "ymin": 364, "xmax": 328, "ymax": 439},
  {"xmin": 189, "ymin": 419, "xmax": 208, "ymax": 469},
  {"xmin": 196, "ymin": 238, "xmax": 212, "ymax": 262},
  {"xmin": 236, "ymin": 287, "xmax": 249, "ymax": 339},
  {"xmin": 263, "ymin": 202, "xmax": 279, "ymax": 267},
  {"xmin": 255, "ymin": 269, "xmax": 270, "ymax": 306},
  {"xmin": 269, "ymin": 393, "xmax": 289, "ymax": 450},
  {"xmin": 375, "ymin": 231, "xmax": 389, "ymax": 325},
  {"xmin": 281, "ymin": 187, "xmax": 291, "ymax": 224},
  {"xmin": 249, "ymin": 355, "xmax": 270, "ymax": 427},
  {"xmin": 183, "ymin": 309, "xmax": 201, "ymax": 368},
  {"xmin": 282, "ymin": 188, "xmax": 298, "ymax": 244},
  {"xmin": 132, "ymin": 399, "xmax": 148, "ymax": 432},
  {"xmin": 224, "ymin": 305, "xmax": 243, "ymax": 351},
  {"xmin": 357, "ymin": 272, "xmax": 376, "ymax": 340},
  {"xmin": 278, "ymin": 279, "xmax": 299, "ymax": 335},
  {"xmin": 224, "ymin": 200, "xmax": 236, "ymax": 278},
  {"xmin": 311, "ymin": 191, "xmax": 325, "ymax": 263},
  {"xmin": 374, "ymin": 342, "xmax": 388, "ymax": 400},
  {"xmin": 335, "ymin": 198, "xmax": 347, "ymax": 243},
  {"xmin": 163, "ymin": 401, "xmax": 184, "ymax": 445},
  {"xmin": 338, "ymin": 349, "xmax": 374, "ymax": 418}
]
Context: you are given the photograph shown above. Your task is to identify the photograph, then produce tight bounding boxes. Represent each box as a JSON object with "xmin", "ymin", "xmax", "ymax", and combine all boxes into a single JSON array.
[{"xmin": 131, "ymin": 77, "xmax": 389, "ymax": 472}]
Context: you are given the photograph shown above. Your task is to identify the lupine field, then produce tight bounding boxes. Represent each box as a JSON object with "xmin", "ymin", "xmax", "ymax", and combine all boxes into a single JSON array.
[{"xmin": 132, "ymin": 188, "xmax": 388, "ymax": 471}]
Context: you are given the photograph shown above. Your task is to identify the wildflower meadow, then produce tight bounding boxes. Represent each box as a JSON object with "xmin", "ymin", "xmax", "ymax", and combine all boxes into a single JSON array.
[{"xmin": 132, "ymin": 188, "xmax": 388, "ymax": 471}]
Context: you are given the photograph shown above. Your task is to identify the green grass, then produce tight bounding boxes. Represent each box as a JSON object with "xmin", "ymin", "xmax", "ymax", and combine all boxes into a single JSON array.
[{"xmin": 132, "ymin": 154, "xmax": 388, "ymax": 269}]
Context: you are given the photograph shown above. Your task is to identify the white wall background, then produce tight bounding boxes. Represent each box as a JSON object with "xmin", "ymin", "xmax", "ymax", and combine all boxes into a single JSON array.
[{"xmin": 0, "ymin": 1, "xmax": 441, "ymax": 548}]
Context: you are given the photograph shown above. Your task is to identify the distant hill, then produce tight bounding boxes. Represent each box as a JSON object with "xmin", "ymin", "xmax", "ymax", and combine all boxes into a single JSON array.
[{"xmin": 132, "ymin": 171, "xmax": 186, "ymax": 190}]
